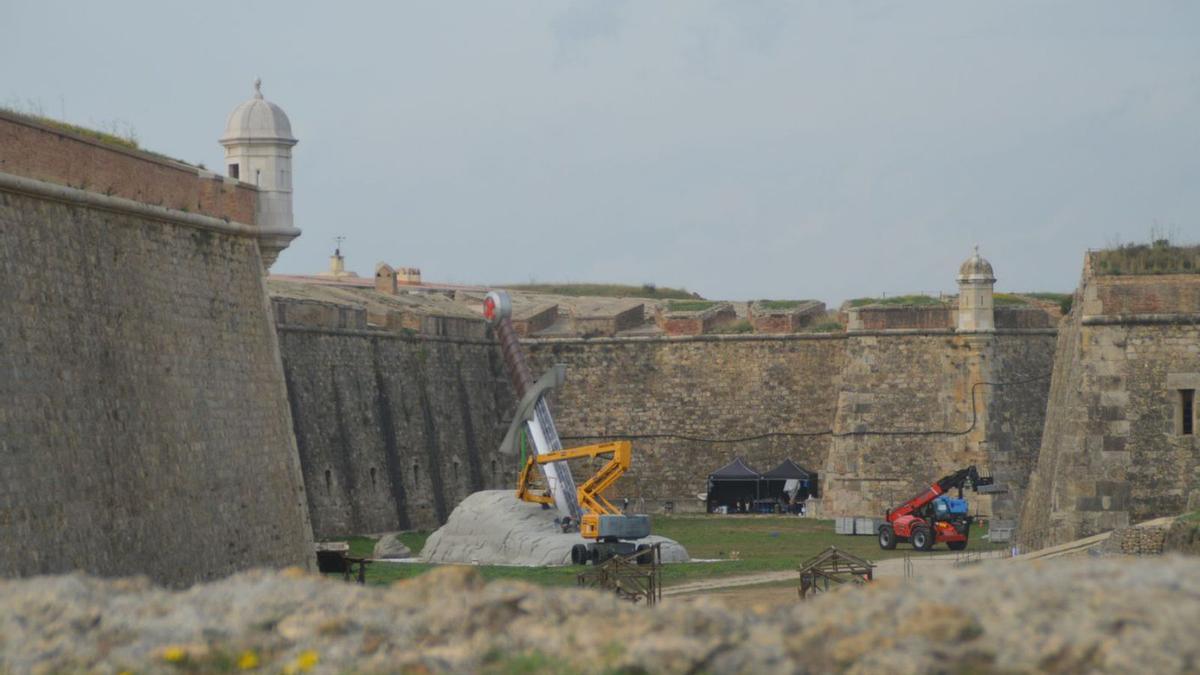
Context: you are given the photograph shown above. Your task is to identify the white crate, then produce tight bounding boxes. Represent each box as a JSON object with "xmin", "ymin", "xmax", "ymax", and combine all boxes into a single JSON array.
[{"xmin": 835, "ymin": 517, "xmax": 855, "ymax": 535}]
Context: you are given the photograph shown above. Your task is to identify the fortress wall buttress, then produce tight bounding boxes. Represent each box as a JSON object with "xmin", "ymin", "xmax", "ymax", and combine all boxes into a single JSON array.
[
  {"xmin": 276, "ymin": 327, "xmax": 512, "ymax": 538},
  {"xmin": 0, "ymin": 173, "xmax": 313, "ymax": 586}
]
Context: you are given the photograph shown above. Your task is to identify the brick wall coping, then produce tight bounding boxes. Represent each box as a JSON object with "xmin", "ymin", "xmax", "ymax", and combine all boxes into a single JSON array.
[
  {"xmin": 276, "ymin": 324, "xmax": 494, "ymax": 346},
  {"xmin": 277, "ymin": 314, "xmax": 1057, "ymax": 346},
  {"xmin": 1081, "ymin": 313, "xmax": 1200, "ymax": 326},
  {"xmin": 0, "ymin": 171, "xmax": 298, "ymax": 241},
  {"xmin": 0, "ymin": 109, "xmax": 207, "ymax": 178},
  {"xmin": 520, "ymin": 327, "xmax": 1055, "ymax": 346}
]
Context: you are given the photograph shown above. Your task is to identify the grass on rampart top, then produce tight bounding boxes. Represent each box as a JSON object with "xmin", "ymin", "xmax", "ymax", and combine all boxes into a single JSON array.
[
  {"xmin": 847, "ymin": 295, "xmax": 947, "ymax": 308},
  {"xmin": 2, "ymin": 106, "xmax": 140, "ymax": 151},
  {"xmin": 805, "ymin": 321, "xmax": 845, "ymax": 333},
  {"xmin": 1023, "ymin": 292, "xmax": 1072, "ymax": 304},
  {"xmin": 1021, "ymin": 291, "xmax": 1074, "ymax": 315},
  {"xmin": 1092, "ymin": 241, "xmax": 1200, "ymax": 276},
  {"xmin": 756, "ymin": 300, "xmax": 806, "ymax": 311},
  {"xmin": 1, "ymin": 106, "xmax": 201, "ymax": 168},
  {"xmin": 665, "ymin": 300, "xmax": 718, "ymax": 313},
  {"xmin": 992, "ymin": 293, "xmax": 1031, "ymax": 306},
  {"xmin": 505, "ymin": 283, "xmax": 696, "ymax": 300},
  {"xmin": 334, "ymin": 515, "xmax": 999, "ymax": 589}
]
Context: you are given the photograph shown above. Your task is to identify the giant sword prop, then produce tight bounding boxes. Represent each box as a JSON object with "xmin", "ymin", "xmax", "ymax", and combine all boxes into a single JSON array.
[{"xmin": 484, "ymin": 291, "xmax": 583, "ymax": 525}]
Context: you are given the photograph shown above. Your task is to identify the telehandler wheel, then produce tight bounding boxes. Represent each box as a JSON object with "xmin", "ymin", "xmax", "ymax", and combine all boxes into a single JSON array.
[
  {"xmin": 878, "ymin": 524, "xmax": 897, "ymax": 550},
  {"xmin": 911, "ymin": 526, "xmax": 934, "ymax": 551},
  {"xmin": 947, "ymin": 540, "xmax": 967, "ymax": 551}
]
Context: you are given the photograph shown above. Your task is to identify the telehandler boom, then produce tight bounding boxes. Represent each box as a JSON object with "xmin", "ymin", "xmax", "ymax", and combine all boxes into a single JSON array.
[{"xmin": 878, "ymin": 466, "xmax": 993, "ymax": 551}]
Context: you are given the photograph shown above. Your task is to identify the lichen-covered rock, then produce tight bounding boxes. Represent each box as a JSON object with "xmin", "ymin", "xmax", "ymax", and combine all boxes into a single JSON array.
[{"xmin": 1, "ymin": 557, "xmax": 1200, "ymax": 673}]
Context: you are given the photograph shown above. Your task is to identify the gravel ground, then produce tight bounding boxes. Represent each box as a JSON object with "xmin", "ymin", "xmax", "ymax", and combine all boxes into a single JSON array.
[{"xmin": 1, "ymin": 556, "xmax": 1199, "ymax": 673}]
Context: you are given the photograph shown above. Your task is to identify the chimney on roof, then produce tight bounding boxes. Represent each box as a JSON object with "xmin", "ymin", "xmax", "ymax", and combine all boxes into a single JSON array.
[{"xmin": 375, "ymin": 263, "xmax": 398, "ymax": 294}]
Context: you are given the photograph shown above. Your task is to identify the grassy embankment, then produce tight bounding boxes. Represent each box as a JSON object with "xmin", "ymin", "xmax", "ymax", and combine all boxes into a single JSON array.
[
  {"xmin": 340, "ymin": 515, "xmax": 997, "ymax": 588},
  {"xmin": 847, "ymin": 295, "xmax": 947, "ymax": 308},
  {"xmin": 663, "ymin": 300, "xmax": 718, "ymax": 312},
  {"xmin": 1092, "ymin": 241, "xmax": 1200, "ymax": 276},
  {"xmin": 1, "ymin": 106, "xmax": 199, "ymax": 167},
  {"xmin": 506, "ymin": 283, "xmax": 696, "ymax": 300}
]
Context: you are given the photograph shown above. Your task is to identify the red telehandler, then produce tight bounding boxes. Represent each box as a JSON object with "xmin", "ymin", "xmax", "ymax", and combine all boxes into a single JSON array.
[{"xmin": 878, "ymin": 466, "xmax": 994, "ymax": 551}]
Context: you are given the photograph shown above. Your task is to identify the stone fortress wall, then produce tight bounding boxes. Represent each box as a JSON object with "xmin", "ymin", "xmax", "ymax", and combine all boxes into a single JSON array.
[
  {"xmin": 273, "ymin": 294, "xmax": 1058, "ymax": 532},
  {"xmin": 0, "ymin": 114, "xmax": 314, "ymax": 586},
  {"xmin": 524, "ymin": 335, "xmax": 847, "ymax": 508},
  {"xmin": 1018, "ymin": 255, "xmax": 1200, "ymax": 550},
  {"xmin": 5, "ymin": 95, "xmax": 1190, "ymax": 579},
  {"xmin": 275, "ymin": 315, "xmax": 514, "ymax": 538}
]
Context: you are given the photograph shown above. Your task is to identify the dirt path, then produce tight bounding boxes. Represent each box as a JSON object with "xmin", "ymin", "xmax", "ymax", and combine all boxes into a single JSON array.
[
  {"xmin": 665, "ymin": 550, "xmax": 1008, "ymax": 598},
  {"xmin": 663, "ymin": 571, "xmax": 796, "ymax": 596}
]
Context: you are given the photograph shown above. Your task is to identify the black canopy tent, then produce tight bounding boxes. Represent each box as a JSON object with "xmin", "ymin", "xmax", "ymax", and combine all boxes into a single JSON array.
[
  {"xmin": 706, "ymin": 457, "xmax": 762, "ymax": 512},
  {"xmin": 761, "ymin": 459, "xmax": 819, "ymax": 502}
]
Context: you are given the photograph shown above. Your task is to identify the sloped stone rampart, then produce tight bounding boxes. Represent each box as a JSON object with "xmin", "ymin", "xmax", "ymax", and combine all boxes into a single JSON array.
[
  {"xmin": 276, "ymin": 328, "xmax": 513, "ymax": 538},
  {"xmin": 1019, "ymin": 263, "xmax": 1200, "ymax": 550},
  {"xmin": 0, "ymin": 177, "xmax": 313, "ymax": 586}
]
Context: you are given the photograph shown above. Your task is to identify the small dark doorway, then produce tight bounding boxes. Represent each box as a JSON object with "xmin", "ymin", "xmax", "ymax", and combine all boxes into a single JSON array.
[{"xmin": 1182, "ymin": 389, "xmax": 1195, "ymax": 436}]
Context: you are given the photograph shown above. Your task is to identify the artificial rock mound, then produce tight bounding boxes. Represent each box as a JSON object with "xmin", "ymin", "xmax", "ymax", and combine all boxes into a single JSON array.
[{"xmin": 420, "ymin": 490, "xmax": 690, "ymax": 565}]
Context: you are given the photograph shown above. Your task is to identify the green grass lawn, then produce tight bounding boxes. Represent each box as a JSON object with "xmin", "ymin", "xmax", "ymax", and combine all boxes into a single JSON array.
[{"xmin": 332, "ymin": 515, "xmax": 1000, "ymax": 588}]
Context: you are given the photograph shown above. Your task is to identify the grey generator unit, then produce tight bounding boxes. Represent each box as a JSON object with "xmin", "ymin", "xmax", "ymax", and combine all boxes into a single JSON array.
[{"xmin": 836, "ymin": 516, "xmax": 885, "ymax": 535}]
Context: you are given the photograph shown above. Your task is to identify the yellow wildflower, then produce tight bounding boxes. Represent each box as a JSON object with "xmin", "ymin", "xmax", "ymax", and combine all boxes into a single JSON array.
[
  {"xmin": 296, "ymin": 649, "xmax": 320, "ymax": 671},
  {"xmin": 161, "ymin": 646, "xmax": 187, "ymax": 663},
  {"xmin": 282, "ymin": 649, "xmax": 320, "ymax": 674},
  {"xmin": 237, "ymin": 650, "xmax": 260, "ymax": 670}
]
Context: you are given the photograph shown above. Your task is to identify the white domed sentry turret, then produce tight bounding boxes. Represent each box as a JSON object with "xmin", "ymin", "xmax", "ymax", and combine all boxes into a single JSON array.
[
  {"xmin": 957, "ymin": 246, "xmax": 996, "ymax": 333},
  {"xmin": 220, "ymin": 78, "xmax": 299, "ymax": 270}
]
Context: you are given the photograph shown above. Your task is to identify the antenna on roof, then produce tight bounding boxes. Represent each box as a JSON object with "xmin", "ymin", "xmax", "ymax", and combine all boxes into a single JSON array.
[{"xmin": 334, "ymin": 235, "xmax": 346, "ymax": 256}]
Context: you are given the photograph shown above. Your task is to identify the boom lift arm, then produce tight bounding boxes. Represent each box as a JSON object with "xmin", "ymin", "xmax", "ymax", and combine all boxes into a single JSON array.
[{"xmin": 517, "ymin": 441, "xmax": 635, "ymax": 540}]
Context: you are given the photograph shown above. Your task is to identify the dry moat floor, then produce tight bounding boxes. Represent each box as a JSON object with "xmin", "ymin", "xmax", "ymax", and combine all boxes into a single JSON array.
[{"xmin": 340, "ymin": 514, "xmax": 1004, "ymax": 593}]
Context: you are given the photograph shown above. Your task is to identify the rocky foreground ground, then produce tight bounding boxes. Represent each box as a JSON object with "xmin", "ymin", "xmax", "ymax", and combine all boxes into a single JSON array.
[{"xmin": 1, "ymin": 556, "xmax": 1198, "ymax": 674}]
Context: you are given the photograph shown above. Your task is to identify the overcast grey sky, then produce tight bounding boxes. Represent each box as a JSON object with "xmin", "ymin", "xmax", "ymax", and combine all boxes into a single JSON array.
[{"xmin": 4, "ymin": 1, "xmax": 1197, "ymax": 302}]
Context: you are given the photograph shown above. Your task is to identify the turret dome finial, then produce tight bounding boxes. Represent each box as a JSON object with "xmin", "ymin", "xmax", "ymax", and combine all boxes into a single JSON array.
[{"xmin": 253, "ymin": 77, "xmax": 263, "ymax": 99}]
